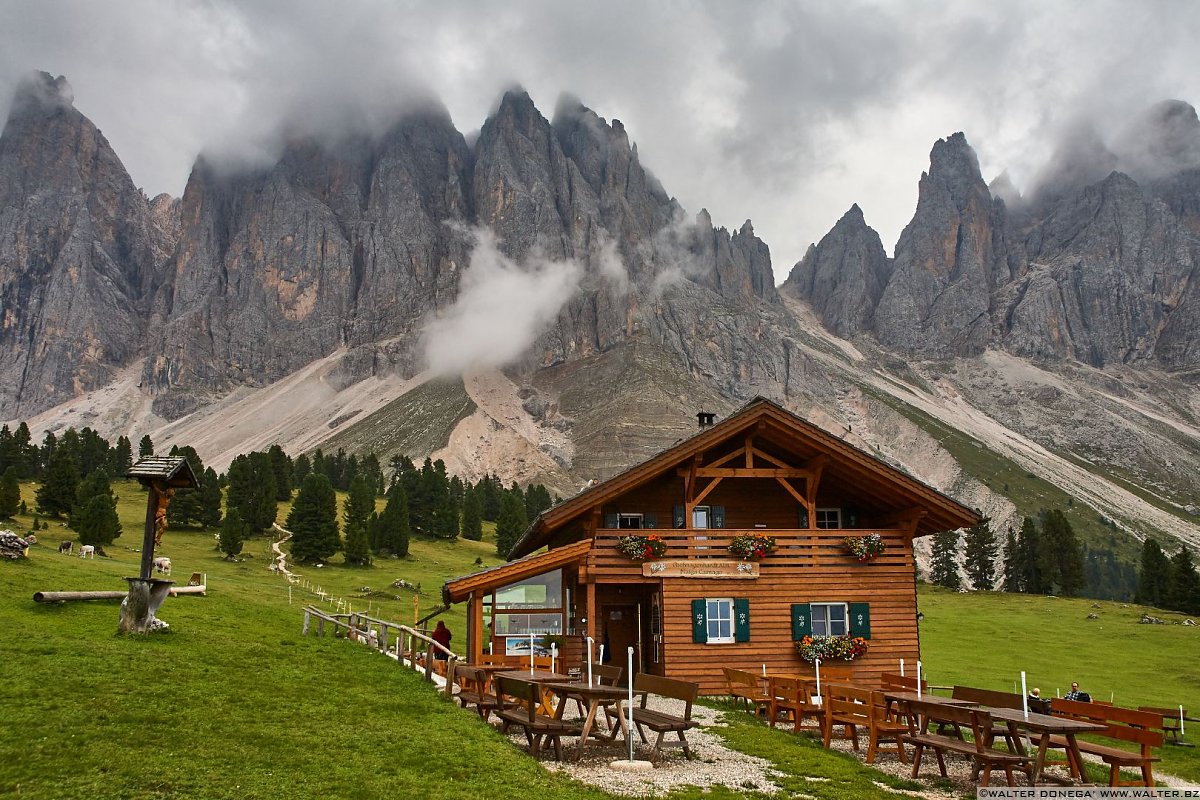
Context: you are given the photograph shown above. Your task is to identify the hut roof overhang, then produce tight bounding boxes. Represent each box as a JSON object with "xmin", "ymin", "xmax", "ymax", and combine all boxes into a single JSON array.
[
  {"xmin": 127, "ymin": 456, "xmax": 199, "ymax": 489},
  {"xmin": 442, "ymin": 538, "xmax": 592, "ymax": 605},
  {"xmin": 509, "ymin": 396, "xmax": 982, "ymax": 559}
]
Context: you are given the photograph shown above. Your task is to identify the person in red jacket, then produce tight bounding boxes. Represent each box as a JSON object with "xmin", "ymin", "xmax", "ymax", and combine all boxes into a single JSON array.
[{"xmin": 431, "ymin": 620, "xmax": 452, "ymax": 660}]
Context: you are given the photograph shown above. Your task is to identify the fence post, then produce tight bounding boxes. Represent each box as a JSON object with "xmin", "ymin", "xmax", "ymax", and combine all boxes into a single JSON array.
[
  {"xmin": 317, "ymin": 616, "xmax": 325, "ymax": 637},
  {"xmin": 302, "ymin": 609, "xmax": 311, "ymax": 636},
  {"xmin": 380, "ymin": 623, "xmax": 389, "ymax": 652},
  {"xmin": 424, "ymin": 645, "xmax": 434, "ymax": 682},
  {"xmin": 445, "ymin": 655, "xmax": 458, "ymax": 698}
]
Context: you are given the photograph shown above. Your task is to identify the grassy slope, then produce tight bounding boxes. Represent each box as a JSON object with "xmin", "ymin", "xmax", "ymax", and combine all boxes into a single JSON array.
[
  {"xmin": 918, "ymin": 584, "xmax": 1200, "ymax": 782},
  {"xmin": 4, "ymin": 482, "xmax": 1196, "ymax": 796}
]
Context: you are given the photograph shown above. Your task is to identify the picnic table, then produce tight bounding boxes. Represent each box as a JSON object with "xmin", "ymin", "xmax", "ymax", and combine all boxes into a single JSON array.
[
  {"xmin": 544, "ymin": 681, "xmax": 637, "ymax": 761},
  {"xmin": 984, "ymin": 707, "xmax": 1106, "ymax": 785},
  {"xmin": 496, "ymin": 669, "xmax": 571, "ymax": 715}
]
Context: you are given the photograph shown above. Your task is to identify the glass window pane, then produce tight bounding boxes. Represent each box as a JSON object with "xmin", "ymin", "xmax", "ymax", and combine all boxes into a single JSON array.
[
  {"xmin": 492, "ymin": 612, "xmax": 563, "ymax": 636},
  {"xmin": 494, "ymin": 570, "xmax": 563, "ymax": 609}
]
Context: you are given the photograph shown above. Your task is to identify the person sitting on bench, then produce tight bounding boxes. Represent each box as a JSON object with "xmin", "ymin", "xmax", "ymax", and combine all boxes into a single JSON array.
[{"xmin": 1064, "ymin": 682, "xmax": 1091, "ymax": 702}]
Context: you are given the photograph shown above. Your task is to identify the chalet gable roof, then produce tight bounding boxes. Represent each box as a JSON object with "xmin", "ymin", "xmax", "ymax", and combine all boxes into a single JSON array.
[{"xmin": 509, "ymin": 396, "xmax": 981, "ymax": 558}]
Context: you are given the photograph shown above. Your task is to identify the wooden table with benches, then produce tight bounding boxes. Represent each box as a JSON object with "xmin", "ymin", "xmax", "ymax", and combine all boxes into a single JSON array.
[
  {"xmin": 900, "ymin": 698, "xmax": 1036, "ymax": 787},
  {"xmin": 984, "ymin": 707, "xmax": 1106, "ymax": 785},
  {"xmin": 544, "ymin": 680, "xmax": 636, "ymax": 762},
  {"xmin": 1047, "ymin": 698, "xmax": 1164, "ymax": 786},
  {"xmin": 605, "ymin": 674, "xmax": 701, "ymax": 764}
]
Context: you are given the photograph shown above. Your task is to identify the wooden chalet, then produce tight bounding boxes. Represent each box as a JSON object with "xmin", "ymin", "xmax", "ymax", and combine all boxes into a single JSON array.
[{"xmin": 442, "ymin": 397, "xmax": 981, "ymax": 694}]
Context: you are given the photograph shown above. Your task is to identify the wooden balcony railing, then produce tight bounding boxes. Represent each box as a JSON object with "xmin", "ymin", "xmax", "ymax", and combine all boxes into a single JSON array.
[{"xmin": 589, "ymin": 529, "xmax": 912, "ymax": 572}]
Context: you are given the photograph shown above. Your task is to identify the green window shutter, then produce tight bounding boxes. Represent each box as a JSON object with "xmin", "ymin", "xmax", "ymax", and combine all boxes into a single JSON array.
[
  {"xmin": 734, "ymin": 598, "xmax": 750, "ymax": 642},
  {"xmin": 798, "ymin": 506, "xmax": 809, "ymax": 529},
  {"xmin": 791, "ymin": 603, "xmax": 812, "ymax": 641},
  {"xmin": 691, "ymin": 599, "xmax": 707, "ymax": 643},
  {"xmin": 849, "ymin": 602, "xmax": 871, "ymax": 639},
  {"xmin": 712, "ymin": 506, "xmax": 726, "ymax": 528},
  {"xmin": 673, "ymin": 505, "xmax": 686, "ymax": 528},
  {"xmin": 643, "ymin": 513, "xmax": 658, "ymax": 529},
  {"xmin": 603, "ymin": 512, "xmax": 618, "ymax": 528}
]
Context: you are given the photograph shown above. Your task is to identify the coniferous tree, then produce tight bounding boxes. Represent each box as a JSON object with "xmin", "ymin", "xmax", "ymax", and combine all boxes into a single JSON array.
[
  {"xmin": 35, "ymin": 448, "xmax": 79, "ymax": 518},
  {"xmin": 524, "ymin": 484, "xmax": 553, "ymax": 520},
  {"xmin": 495, "ymin": 489, "xmax": 528, "ymax": 559},
  {"xmin": 14, "ymin": 422, "xmax": 35, "ymax": 478},
  {"xmin": 166, "ymin": 445, "xmax": 207, "ymax": 527},
  {"xmin": 71, "ymin": 469, "xmax": 121, "ymax": 546},
  {"xmin": 0, "ymin": 425, "xmax": 16, "ymax": 475},
  {"xmin": 344, "ymin": 473, "xmax": 375, "ymax": 538},
  {"xmin": 292, "ymin": 453, "xmax": 311, "ymax": 489},
  {"xmin": 111, "ymin": 435, "xmax": 133, "ymax": 475},
  {"xmin": 219, "ymin": 507, "xmax": 247, "ymax": 559},
  {"xmin": 138, "ymin": 434, "xmax": 154, "ymax": 458},
  {"xmin": 963, "ymin": 518, "xmax": 997, "ymax": 591},
  {"xmin": 1016, "ymin": 517, "xmax": 1046, "ymax": 594},
  {"xmin": 343, "ymin": 519, "xmax": 371, "ymax": 566},
  {"xmin": 479, "ymin": 474, "xmax": 502, "ymax": 521},
  {"xmin": 1041, "ymin": 508, "xmax": 1085, "ymax": 595},
  {"xmin": 1135, "ymin": 538, "xmax": 1172, "ymax": 607},
  {"xmin": 268, "ymin": 444, "xmax": 293, "ymax": 501},
  {"xmin": 1165, "ymin": 546, "xmax": 1200, "ymax": 615},
  {"xmin": 0, "ymin": 466, "xmax": 19, "ymax": 518},
  {"xmin": 373, "ymin": 485, "xmax": 411, "ymax": 557},
  {"xmin": 248, "ymin": 451, "xmax": 278, "ymax": 531},
  {"xmin": 199, "ymin": 467, "xmax": 223, "ymax": 529},
  {"xmin": 461, "ymin": 486, "xmax": 483, "ymax": 541},
  {"xmin": 409, "ymin": 457, "xmax": 436, "ymax": 536},
  {"xmin": 360, "ymin": 453, "xmax": 385, "ymax": 497},
  {"xmin": 287, "ymin": 473, "xmax": 340, "ymax": 564},
  {"xmin": 1002, "ymin": 529, "xmax": 1021, "ymax": 592},
  {"xmin": 929, "ymin": 529, "xmax": 961, "ymax": 589}
]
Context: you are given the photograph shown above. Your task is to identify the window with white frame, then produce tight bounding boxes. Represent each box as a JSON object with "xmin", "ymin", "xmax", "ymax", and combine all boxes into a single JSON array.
[
  {"xmin": 705, "ymin": 598, "xmax": 734, "ymax": 643},
  {"xmin": 811, "ymin": 602, "xmax": 848, "ymax": 636},
  {"xmin": 815, "ymin": 508, "xmax": 841, "ymax": 529},
  {"xmin": 617, "ymin": 513, "xmax": 644, "ymax": 529}
]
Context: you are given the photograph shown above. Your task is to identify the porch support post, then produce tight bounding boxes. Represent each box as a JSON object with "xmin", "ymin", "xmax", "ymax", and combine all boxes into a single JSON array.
[{"xmin": 586, "ymin": 581, "xmax": 597, "ymax": 642}]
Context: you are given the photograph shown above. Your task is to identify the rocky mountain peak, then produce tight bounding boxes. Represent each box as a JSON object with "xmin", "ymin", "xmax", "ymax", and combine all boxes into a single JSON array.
[
  {"xmin": 781, "ymin": 203, "xmax": 889, "ymax": 337},
  {"xmin": 925, "ymin": 131, "xmax": 987, "ymax": 204},
  {"xmin": 9, "ymin": 71, "xmax": 74, "ymax": 116}
]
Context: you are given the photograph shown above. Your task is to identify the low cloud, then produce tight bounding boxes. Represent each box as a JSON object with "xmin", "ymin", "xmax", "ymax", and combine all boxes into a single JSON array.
[{"xmin": 422, "ymin": 226, "xmax": 584, "ymax": 375}]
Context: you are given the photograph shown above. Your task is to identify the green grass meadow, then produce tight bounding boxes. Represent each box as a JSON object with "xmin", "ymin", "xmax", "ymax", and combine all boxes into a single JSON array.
[{"xmin": 1, "ymin": 481, "xmax": 1197, "ymax": 797}]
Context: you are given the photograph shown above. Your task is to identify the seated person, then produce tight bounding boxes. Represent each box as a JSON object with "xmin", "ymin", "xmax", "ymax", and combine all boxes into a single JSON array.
[
  {"xmin": 1064, "ymin": 681, "xmax": 1091, "ymax": 702},
  {"xmin": 1027, "ymin": 687, "xmax": 1051, "ymax": 714}
]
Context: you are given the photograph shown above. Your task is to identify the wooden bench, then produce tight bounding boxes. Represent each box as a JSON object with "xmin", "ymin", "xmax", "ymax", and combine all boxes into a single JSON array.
[
  {"xmin": 903, "ymin": 699, "xmax": 1033, "ymax": 786},
  {"xmin": 1138, "ymin": 706, "xmax": 1190, "ymax": 744},
  {"xmin": 824, "ymin": 684, "xmax": 909, "ymax": 764},
  {"xmin": 723, "ymin": 667, "xmax": 770, "ymax": 716},
  {"xmin": 1049, "ymin": 698, "xmax": 1163, "ymax": 786},
  {"xmin": 455, "ymin": 666, "xmax": 501, "ymax": 720},
  {"xmin": 607, "ymin": 673, "xmax": 700, "ymax": 764},
  {"xmin": 880, "ymin": 672, "xmax": 927, "ymax": 692},
  {"xmin": 494, "ymin": 675, "xmax": 583, "ymax": 761},
  {"xmin": 767, "ymin": 675, "xmax": 825, "ymax": 734}
]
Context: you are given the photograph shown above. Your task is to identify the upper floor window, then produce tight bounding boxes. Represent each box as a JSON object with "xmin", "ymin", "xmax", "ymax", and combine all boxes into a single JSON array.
[
  {"xmin": 815, "ymin": 508, "xmax": 841, "ymax": 529},
  {"xmin": 618, "ymin": 513, "xmax": 644, "ymax": 529}
]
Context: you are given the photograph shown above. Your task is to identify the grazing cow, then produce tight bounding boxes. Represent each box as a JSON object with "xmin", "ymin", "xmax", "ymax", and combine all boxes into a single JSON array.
[
  {"xmin": 79, "ymin": 545, "xmax": 95, "ymax": 559},
  {"xmin": 153, "ymin": 557, "xmax": 171, "ymax": 575},
  {"xmin": 58, "ymin": 541, "xmax": 73, "ymax": 555}
]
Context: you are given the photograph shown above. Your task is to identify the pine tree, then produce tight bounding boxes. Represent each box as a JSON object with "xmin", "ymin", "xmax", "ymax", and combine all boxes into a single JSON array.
[
  {"xmin": 166, "ymin": 446, "xmax": 207, "ymax": 527},
  {"xmin": 495, "ymin": 489, "xmax": 528, "ymax": 559},
  {"xmin": 479, "ymin": 474, "xmax": 501, "ymax": 521},
  {"xmin": 35, "ymin": 448, "xmax": 79, "ymax": 518},
  {"xmin": 219, "ymin": 507, "xmax": 247, "ymax": 559},
  {"xmin": 293, "ymin": 453, "xmax": 311, "ymax": 489},
  {"xmin": 461, "ymin": 486, "xmax": 483, "ymax": 541},
  {"xmin": 963, "ymin": 518, "xmax": 997, "ymax": 591},
  {"xmin": 1165, "ymin": 546, "xmax": 1200, "ymax": 615},
  {"xmin": 111, "ymin": 436, "xmax": 133, "ymax": 475},
  {"xmin": 1041, "ymin": 509, "xmax": 1085, "ymax": 595},
  {"xmin": 343, "ymin": 519, "xmax": 371, "ymax": 566},
  {"xmin": 71, "ymin": 470, "xmax": 121, "ymax": 546},
  {"xmin": 0, "ymin": 466, "xmax": 20, "ymax": 518},
  {"xmin": 524, "ymin": 483, "xmax": 553, "ymax": 519},
  {"xmin": 929, "ymin": 529, "xmax": 961, "ymax": 589},
  {"xmin": 1002, "ymin": 529, "xmax": 1021, "ymax": 592},
  {"xmin": 268, "ymin": 444, "xmax": 293, "ymax": 502},
  {"xmin": 286, "ymin": 473, "xmax": 340, "ymax": 564},
  {"xmin": 138, "ymin": 434, "xmax": 154, "ymax": 458},
  {"xmin": 1135, "ymin": 538, "xmax": 1172, "ymax": 607},
  {"xmin": 1016, "ymin": 517, "xmax": 1046, "ymax": 594},
  {"xmin": 344, "ymin": 473, "xmax": 375, "ymax": 538},
  {"xmin": 375, "ymin": 485, "xmax": 411, "ymax": 557},
  {"xmin": 409, "ymin": 457, "xmax": 436, "ymax": 535},
  {"xmin": 248, "ymin": 451, "xmax": 278, "ymax": 531},
  {"xmin": 198, "ymin": 467, "xmax": 224, "ymax": 529}
]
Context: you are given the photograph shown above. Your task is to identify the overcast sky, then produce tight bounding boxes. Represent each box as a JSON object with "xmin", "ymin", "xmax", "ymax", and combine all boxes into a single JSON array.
[{"xmin": 2, "ymin": 0, "xmax": 1197, "ymax": 282}]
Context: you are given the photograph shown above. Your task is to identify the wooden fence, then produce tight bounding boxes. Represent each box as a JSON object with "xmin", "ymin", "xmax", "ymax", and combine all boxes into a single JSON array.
[{"xmin": 301, "ymin": 605, "xmax": 460, "ymax": 696}]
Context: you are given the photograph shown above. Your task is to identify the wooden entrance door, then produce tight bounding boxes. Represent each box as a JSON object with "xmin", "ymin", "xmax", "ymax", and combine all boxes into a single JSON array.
[{"xmin": 602, "ymin": 603, "xmax": 642, "ymax": 676}]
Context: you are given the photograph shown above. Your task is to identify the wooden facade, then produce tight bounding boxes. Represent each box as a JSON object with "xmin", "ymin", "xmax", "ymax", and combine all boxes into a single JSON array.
[{"xmin": 443, "ymin": 397, "xmax": 981, "ymax": 695}]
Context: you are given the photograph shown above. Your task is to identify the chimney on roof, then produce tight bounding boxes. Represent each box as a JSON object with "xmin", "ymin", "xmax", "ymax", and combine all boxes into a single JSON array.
[{"xmin": 696, "ymin": 411, "xmax": 716, "ymax": 430}]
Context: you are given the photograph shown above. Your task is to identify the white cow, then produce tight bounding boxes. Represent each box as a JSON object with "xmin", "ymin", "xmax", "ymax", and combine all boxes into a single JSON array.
[
  {"xmin": 79, "ymin": 545, "xmax": 95, "ymax": 559},
  {"xmin": 153, "ymin": 557, "xmax": 172, "ymax": 575}
]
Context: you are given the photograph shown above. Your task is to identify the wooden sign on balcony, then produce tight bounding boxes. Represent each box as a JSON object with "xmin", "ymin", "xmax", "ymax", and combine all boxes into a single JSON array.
[{"xmin": 642, "ymin": 560, "xmax": 760, "ymax": 579}]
